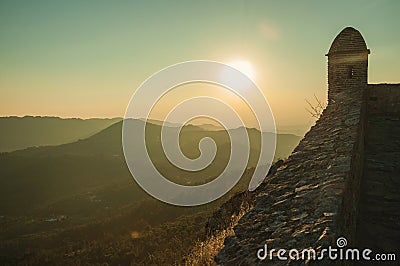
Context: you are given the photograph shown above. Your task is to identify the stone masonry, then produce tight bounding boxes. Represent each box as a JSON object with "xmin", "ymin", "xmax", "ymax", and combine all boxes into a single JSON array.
[
  {"xmin": 215, "ymin": 27, "xmax": 399, "ymax": 265},
  {"xmin": 355, "ymin": 84, "xmax": 400, "ymax": 263}
]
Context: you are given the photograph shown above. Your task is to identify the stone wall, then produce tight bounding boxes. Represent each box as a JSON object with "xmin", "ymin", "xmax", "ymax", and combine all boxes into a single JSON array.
[
  {"xmin": 215, "ymin": 82, "xmax": 367, "ymax": 265},
  {"xmin": 356, "ymin": 83, "xmax": 400, "ymax": 257},
  {"xmin": 215, "ymin": 27, "xmax": 372, "ymax": 265},
  {"xmin": 368, "ymin": 84, "xmax": 400, "ymax": 115},
  {"xmin": 211, "ymin": 27, "xmax": 400, "ymax": 265}
]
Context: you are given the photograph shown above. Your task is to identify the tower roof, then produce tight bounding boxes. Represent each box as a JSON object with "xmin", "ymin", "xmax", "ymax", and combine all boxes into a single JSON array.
[{"xmin": 326, "ymin": 27, "xmax": 370, "ymax": 56}]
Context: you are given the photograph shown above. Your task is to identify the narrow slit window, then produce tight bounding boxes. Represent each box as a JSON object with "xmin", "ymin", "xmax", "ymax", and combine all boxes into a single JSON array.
[{"xmin": 348, "ymin": 66, "xmax": 354, "ymax": 78}]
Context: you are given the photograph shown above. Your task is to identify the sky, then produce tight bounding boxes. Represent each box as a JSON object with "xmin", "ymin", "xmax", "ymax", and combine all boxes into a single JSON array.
[{"xmin": 1, "ymin": 0, "xmax": 399, "ymax": 130}]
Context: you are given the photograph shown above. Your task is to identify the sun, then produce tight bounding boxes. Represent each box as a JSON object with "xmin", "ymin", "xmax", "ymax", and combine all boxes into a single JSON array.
[{"xmin": 226, "ymin": 60, "xmax": 256, "ymax": 80}]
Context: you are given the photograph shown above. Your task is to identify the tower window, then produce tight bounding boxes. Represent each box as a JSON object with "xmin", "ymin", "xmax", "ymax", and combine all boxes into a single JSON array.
[{"xmin": 348, "ymin": 66, "xmax": 354, "ymax": 78}]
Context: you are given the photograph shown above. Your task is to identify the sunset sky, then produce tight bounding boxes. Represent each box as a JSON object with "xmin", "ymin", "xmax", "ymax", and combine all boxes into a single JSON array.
[{"xmin": 1, "ymin": 0, "xmax": 399, "ymax": 129}]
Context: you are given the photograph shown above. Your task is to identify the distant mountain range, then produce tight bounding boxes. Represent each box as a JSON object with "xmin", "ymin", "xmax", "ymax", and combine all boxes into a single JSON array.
[
  {"xmin": 0, "ymin": 116, "xmax": 122, "ymax": 152},
  {"xmin": 0, "ymin": 118, "xmax": 301, "ymax": 215},
  {"xmin": 0, "ymin": 116, "xmax": 306, "ymax": 153}
]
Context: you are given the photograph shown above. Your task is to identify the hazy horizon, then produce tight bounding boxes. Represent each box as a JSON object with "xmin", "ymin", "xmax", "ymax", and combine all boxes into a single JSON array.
[{"xmin": 0, "ymin": 115, "xmax": 311, "ymax": 133}]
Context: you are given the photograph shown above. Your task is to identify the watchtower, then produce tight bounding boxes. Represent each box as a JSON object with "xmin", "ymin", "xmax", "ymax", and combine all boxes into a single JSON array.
[{"xmin": 326, "ymin": 27, "xmax": 370, "ymax": 102}]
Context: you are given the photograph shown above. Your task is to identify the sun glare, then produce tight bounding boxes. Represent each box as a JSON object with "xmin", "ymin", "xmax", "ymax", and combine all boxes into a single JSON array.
[{"xmin": 226, "ymin": 60, "xmax": 256, "ymax": 80}]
